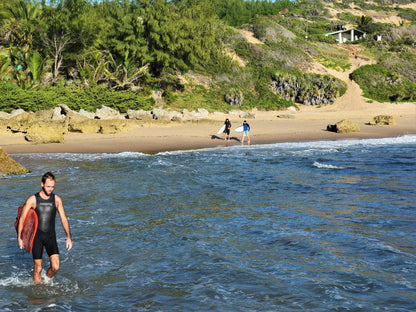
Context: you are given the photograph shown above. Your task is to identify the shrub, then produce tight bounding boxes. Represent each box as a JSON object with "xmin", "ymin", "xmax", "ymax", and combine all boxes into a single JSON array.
[
  {"xmin": 0, "ymin": 84, "xmax": 153, "ymax": 113},
  {"xmin": 351, "ymin": 64, "xmax": 416, "ymax": 102}
]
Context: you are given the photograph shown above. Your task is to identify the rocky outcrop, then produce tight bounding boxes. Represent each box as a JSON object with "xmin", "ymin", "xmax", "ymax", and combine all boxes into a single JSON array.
[
  {"xmin": 127, "ymin": 109, "xmax": 152, "ymax": 120},
  {"xmin": 95, "ymin": 105, "xmax": 125, "ymax": 120},
  {"xmin": 150, "ymin": 108, "xmax": 211, "ymax": 122},
  {"xmin": 151, "ymin": 108, "xmax": 175, "ymax": 121},
  {"xmin": 25, "ymin": 121, "xmax": 66, "ymax": 143},
  {"xmin": 79, "ymin": 109, "xmax": 95, "ymax": 119},
  {"xmin": 68, "ymin": 119, "xmax": 101, "ymax": 133},
  {"xmin": 368, "ymin": 115, "xmax": 396, "ymax": 126},
  {"xmin": 6, "ymin": 111, "xmax": 66, "ymax": 143},
  {"xmin": 68, "ymin": 119, "xmax": 133, "ymax": 134},
  {"xmin": 193, "ymin": 108, "xmax": 209, "ymax": 118},
  {"xmin": 0, "ymin": 111, "xmax": 11, "ymax": 120},
  {"xmin": 0, "ymin": 105, "xmax": 216, "ymax": 143},
  {"xmin": 0, "ymin": 147, "xmax": 29, "ymax": 176},
  {"xmin": 224, "ymin": 91, "xmax": 244, "ymax": 106},
  {"xmin": 327, "ymin": 120, "xmax": 360, "ymax": 133},
  {"xmin": 270, "ymin": 73, "xmax": 346, "ymax": 106}
]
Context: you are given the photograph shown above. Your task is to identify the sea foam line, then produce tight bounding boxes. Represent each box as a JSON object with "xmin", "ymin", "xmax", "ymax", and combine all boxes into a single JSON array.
[{"xmin": 10, "ymin": 135, "xmax": 416, "ymax": 160}]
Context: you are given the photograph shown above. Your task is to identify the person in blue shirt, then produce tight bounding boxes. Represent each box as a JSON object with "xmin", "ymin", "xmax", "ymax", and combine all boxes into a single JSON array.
[{"xmin": 241, "ymin": 120, "xmax": 250, "ymax": 145}]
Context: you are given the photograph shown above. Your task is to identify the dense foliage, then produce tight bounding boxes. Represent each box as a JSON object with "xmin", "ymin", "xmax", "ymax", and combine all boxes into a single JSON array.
[
  {"xmin": 0, "ymin": 83, "xmax": 153, "ymax": 113},
  {"xmin": 351, "ymin": 64, "xmax": 416, "ymax": 102},
  {"xmin": 0, "ymin": 0, "xmax": 415, "ymax": 113}
]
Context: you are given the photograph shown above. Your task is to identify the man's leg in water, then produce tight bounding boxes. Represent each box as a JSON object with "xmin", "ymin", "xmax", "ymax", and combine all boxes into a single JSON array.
[
  {"xmin": 47, "ymin": 254, "xmax": 60, "ymax": 279},
  {"xmin": 33, "ymin": 259, "xmax": 43, "ymax": 283}
]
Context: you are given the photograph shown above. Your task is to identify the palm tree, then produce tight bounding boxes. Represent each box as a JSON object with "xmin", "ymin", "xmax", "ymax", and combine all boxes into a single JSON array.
[
  {"xmin": 0, "ymin": 0, "xmax": 41, "ymax": 48},
  {"xmin": 105, "ymin": 51, "xmax": 149, "ymax": 90}
]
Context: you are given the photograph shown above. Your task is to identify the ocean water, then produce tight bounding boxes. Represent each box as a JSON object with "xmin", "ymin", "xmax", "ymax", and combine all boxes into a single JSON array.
[{"xmin": 0, "ymin": 136, "xmax": 415, "ymax": 311}]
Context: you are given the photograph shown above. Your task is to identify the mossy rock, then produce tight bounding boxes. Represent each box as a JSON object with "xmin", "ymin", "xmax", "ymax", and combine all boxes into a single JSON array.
[
  {"xmin": 25, "ymin": 121, "xmax": 67, "ymax": 143},
  {"xmin": 69, "ymin": 119, "xmax": 133, "ymax": 134},
  {"xmin": 368, "ymin": 115, "xmax": 396, "ymax": 126},
  {"xmin": 68, "ymin": 119, "xmax": 101, "ymax": 133},
  {"xmin": 0, "ymin": 147, "xmax": 29, "ymax": 176},
  {"xmin": 98, "ymin": 120, "xmax": 133, "ymax": 134},
  {"xmin": 327, "ymin": 119, "xmax": 360, "ymax": 133},
  {"xmin": 6, "ymin": 110, "xmax": 54, "ymax": 133},
  {"xmin": 6, "ymin": 112, "xmax": 35, "ymax": 133}
]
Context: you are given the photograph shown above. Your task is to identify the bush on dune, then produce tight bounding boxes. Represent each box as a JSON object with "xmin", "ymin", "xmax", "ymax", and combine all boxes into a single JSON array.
[{"xmin": 351, "ymin": 64, "xmax": 416, "ymax": 102}]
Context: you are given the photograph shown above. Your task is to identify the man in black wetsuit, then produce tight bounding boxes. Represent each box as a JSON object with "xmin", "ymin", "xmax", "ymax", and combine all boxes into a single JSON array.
[
  {"xmin": 17, "ymin": 172, "xmax": 72, "ymax": 283},
  {"xmin": 223, "ymin": 118, "xmax": 232, "ymax": 141}
]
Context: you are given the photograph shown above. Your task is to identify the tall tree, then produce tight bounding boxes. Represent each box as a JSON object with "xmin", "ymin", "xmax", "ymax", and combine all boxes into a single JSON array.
[
  {"xmin": 39, "ymin": 0, "xmax": 99, "ymax": 84},
  {"xmin": 143, "ymin": 0, "xmax": 222, "ymax": 75},
  {"xmin": 97, "ymin": 0, "xmax": 149, "ymax": 66}
]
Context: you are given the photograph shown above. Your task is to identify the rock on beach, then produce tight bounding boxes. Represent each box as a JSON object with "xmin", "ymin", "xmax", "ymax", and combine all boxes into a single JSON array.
[
  {"xmin": 326, "ymin": 119, "xmax": 360, "ymax": 133},
  {"xmin": 369, "ymin": 115, "xmax": 396, "ymax": 126},
  {"xmin": 0, "ymin": 147, "xmax": 29, "ymax": 176}
]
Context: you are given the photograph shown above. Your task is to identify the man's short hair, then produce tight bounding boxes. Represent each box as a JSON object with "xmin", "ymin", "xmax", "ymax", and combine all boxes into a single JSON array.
[{"xmin": 42, "ymin": 172, "xmax": 55, "ymax": 184}]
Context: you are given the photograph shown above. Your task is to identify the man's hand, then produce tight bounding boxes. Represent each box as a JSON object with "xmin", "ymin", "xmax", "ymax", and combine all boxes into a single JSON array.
[{"xmin": 66, "ymin": 238, "xmax": 73, "ymax": 251}]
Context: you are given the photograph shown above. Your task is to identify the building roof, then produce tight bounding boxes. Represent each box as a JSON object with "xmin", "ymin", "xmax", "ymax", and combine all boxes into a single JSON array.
[{"xmin": 324, "ymin": 28, "xmax": 366, "ymax": 36}]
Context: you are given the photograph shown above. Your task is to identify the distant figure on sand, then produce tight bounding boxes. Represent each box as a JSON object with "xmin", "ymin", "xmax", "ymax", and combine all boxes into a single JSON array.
[
  {"xmin": 17, "ymin": 172, "xmax": 72, "ymax": 283},
  {"xmin": 241, "ymin": 120, "xmax": 250, "ymax": 145},
  {"xmin": 223, "ymin": 118, "xmax": 232, "ymax": 141}
]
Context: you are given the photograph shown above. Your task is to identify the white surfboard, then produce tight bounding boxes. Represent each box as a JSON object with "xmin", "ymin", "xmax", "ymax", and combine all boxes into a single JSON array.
[
  {"xmin": 235, "ymin": 126, "xmax": 244, "ymax": 132},
  {"xmin": 217, "ymin": 124, "xmax": 226, "ymax": 134}
]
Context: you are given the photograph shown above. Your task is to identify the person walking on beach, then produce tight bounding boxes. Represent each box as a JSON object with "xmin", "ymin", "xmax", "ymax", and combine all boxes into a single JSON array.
[
  {"xmin": 223, "ymin": 118, "xmax": 232, "ymax": 141},
  {"xmin": 17, "ymin": 172, "xmax": 72, "ymax": 283},
  {"xmin": 241, "ymin": 120, "xmax": 251, "ymax": 145}
]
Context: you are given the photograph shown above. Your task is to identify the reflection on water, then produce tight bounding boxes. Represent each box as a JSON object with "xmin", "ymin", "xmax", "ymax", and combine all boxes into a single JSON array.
[{"xmin": 0, "ymin": 137, "xmax": 415, "ymax": 311}]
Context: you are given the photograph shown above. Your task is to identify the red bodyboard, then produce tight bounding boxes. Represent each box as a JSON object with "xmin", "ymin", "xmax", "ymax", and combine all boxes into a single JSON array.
[{"xmin": 15, "ymin": 206, "xmax": 38, "ymax": 253}]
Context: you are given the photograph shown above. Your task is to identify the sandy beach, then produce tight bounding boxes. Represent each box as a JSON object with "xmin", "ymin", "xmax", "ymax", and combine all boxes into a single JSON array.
[{"xmin": 1, "ymin": 101, "xmax": 415, "ymax": 154}]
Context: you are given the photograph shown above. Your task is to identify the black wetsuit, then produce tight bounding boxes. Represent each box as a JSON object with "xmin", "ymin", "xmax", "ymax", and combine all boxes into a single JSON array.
[
  {"xmin": 224, "ymin": 120, "xmax": 231, "ymax": 135},
  {"xmin": 32, "ymin": 192, "xmax": 59, "ymax": 259}
]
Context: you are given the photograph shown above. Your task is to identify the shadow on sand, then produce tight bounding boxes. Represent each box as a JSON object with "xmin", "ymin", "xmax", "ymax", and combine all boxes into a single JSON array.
[{"xmin": 211, "ymin": 135, "xmax": 241, "ymax": 143}]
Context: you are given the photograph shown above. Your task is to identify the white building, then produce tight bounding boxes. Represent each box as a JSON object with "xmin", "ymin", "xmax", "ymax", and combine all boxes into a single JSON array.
[{"xmin": 324, "ymin": 28, "xmax": 366, "ymax": 43}]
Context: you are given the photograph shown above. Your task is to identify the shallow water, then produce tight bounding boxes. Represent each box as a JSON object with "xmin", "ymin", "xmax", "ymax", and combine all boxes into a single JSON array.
[{"xmin": 1, "ymin": 136, "xmax": 415, "ymax": 311}]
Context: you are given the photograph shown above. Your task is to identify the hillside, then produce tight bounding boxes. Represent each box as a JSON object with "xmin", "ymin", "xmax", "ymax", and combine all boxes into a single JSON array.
[
  {"xmin": 324, "ymin": 1, "xmax": 416, "ymax": 26},
  {"xmin": 166, "ymin": 0, "xmax": 416, "ymax": 112},
  {"xmin": 0, "ymin": 0, "xmax": 415, "ymax": 114}
]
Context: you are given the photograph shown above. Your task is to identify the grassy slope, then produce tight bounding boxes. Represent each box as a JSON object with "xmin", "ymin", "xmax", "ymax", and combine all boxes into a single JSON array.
[{"xmin": 169, "ymin": 0, "xmax": 416, "ymax": 110}]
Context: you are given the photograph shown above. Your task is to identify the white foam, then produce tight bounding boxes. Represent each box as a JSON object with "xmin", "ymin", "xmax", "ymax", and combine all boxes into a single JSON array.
[
  {"xmin": 0, "ymin": 274, "xmax": 33, "ymax": 287},
  {"xmin": 313, "ymin": 161, "xmax": 344, "ymax": 169},
  {"xmin": 11, "ymin": 151, "xmax": 150, "ymax": 161},
  {"xmin": 262, "ymin": 134, "xmax": 416, "ymax": 151},
  {"xmin": 9, "ymin": 135, "xmax": 416, "ymax": 160}
]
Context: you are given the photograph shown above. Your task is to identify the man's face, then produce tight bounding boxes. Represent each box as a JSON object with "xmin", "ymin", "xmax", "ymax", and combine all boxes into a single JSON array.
[{"xmin": 41, "ymin": 178, "xmax": 55, "ymax": 196}]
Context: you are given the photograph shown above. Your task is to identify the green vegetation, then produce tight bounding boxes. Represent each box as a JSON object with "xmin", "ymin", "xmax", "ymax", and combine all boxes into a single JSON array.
[
  {"xmin": 0, "ymin": 0, "xmax": 415, "ymax": 113},
  {"xmin": 379, "ymin": 52, "xmax": 416, "ymax": 83},
  {"xmin": 351, "ymin": 64, "xmax": 416, "ymax": 102},
  {"xmin": 0, "ymin": 83, "xmax": 153, "ymax": 113},
  {"xmin": 312, "ymin": 43, "xmax": 351, "ymax": 72}
]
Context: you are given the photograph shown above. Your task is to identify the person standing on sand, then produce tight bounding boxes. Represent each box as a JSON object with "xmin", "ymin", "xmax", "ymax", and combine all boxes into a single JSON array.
[
  {"xmin": 241, "ymin": 120, "xmax": 250, "ymax": 145},
  {"xmin": 223, "ymin": 118, "xmax": 232, "ymax": 141},
  {"xmin": 17, "ymin": 172, "xmax": 72, "ymax": 283}
]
